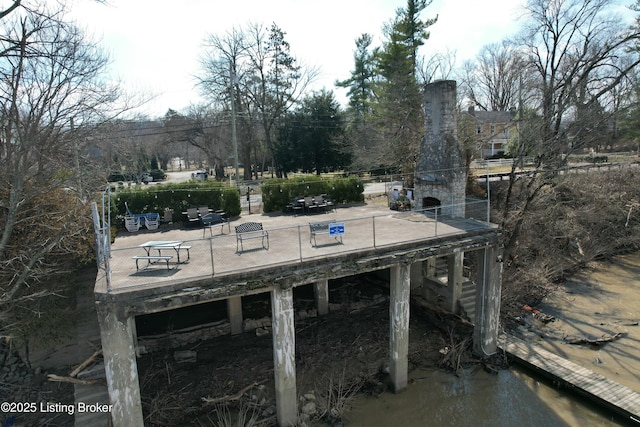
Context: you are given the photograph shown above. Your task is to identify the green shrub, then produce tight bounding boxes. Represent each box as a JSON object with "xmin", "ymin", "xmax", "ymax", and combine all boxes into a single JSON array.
[
  {"xmin": 330, "ymin": 176, "xmax": 365, "ymax": 204},
  {"xmin": 112, "ymin": 181, "xmax": 241, "ymax": 228},
  {"xmin": 261, "ymin": 176, "xmax": 364, "ymax": 212}
]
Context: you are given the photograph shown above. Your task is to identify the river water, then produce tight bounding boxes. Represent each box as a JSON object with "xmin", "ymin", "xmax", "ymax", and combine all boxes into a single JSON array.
[{"xmin": 345, "ymin": 253, "xmax": 640, "ymax": 426}]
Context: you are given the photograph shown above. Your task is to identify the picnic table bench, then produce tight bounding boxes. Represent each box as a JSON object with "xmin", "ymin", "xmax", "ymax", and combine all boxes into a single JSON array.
[
  {"xmin": 309, "ymin": 220, "xmax": 344, "ymax": 247},
  {"xmin": 132, "ymin": 255, "xmax": 173, "ymax": 271},
  {"xmin": 145, "ymin": 242, "xmax": 191, "ymax": 263},
  {"xmin": 134, "ymin": 241, "xmax": 191, "ymax": 271},
  {"xmin": 235, "ymin": 222, "xmax": 269, "ymax": 253}
]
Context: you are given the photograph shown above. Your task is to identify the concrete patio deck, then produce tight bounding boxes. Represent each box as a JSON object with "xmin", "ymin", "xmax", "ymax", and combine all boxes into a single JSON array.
[{"xmin": 100, "ymin": 201, "xmax": 492, "ymax": 295}]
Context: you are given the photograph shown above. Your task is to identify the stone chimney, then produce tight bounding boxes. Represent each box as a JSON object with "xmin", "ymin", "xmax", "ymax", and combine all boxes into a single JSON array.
[{"xmin": 414, "ymin": 80, "xmax": 466, "ymax": 218}]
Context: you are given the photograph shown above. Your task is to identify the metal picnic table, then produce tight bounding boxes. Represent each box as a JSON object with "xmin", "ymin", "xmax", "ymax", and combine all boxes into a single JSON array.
[{"xmin": 138, "ymin": 241, "xmax": 191, "ymax": 264}]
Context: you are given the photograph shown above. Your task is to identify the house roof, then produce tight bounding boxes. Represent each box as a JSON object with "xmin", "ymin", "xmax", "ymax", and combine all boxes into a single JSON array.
[{"xmin": 465, "ymin": 109, "xmax": 516, "ymax": 124}]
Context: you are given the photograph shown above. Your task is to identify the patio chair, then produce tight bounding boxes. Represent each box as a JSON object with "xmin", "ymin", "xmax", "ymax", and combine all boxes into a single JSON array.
[
  {"xmin": 161, "ymin": 209, "xmax": 173, "ymax": 226},
  {"xmin": 125, "ymin": 201, "xmax": 158, "ymax": 228},
  {"xmin": 321, "ymin": 194, "xmax": 336, "ymax": 212},
  {"xmin": 124, "ymin": 216, "xmax": 140, "ymax": 232},
  {"xmin": 314, "ymin": 195, "xmax": 328, "ymax": 212},
  {"xmin": 304, "ymin": 196, "xmax": 318, "ymax": 214},
  {"xmin": 288, "ymin": 196, "xmax": 304, "ymax": 216},
  {"xmin": 186, "ymin": 207, "xmax": 200, "ymax": 225},
  {"xmin": 144, "ymin": 213, "xmax": 160, "ymax": 230}
]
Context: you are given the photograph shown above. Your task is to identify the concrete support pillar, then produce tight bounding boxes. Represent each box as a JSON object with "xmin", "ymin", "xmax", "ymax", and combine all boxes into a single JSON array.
[
  {"xmin": 389, "ymin": 263, "xmax": 411, "ymax": 393},
  {"xmin": 473, "ymin": 245, "xmax": 503, "ymax": 357},
  {"xmin": 271, "ymin": 286, "xmax": 297, "ymax": 426},
  {"xmin": 96, "ymin": 303, "xmax": 144, "ymax": 427},
  {"xmin": 227, "ymin": 296, "xmax": 243, "ymax": 335},
  {"xmin": 447, "ymin": 251, "xmax": 464, "ymax": 313},
  {"xmin": 313, "ymin": 279, "xmax": 329, "ymax": 316}
]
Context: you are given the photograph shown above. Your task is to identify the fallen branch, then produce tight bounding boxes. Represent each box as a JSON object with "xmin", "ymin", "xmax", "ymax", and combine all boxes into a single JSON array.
[
  {"xmin": 565, "ymin": 332, "xmax": 625, "ymax": 346},
  {"xmin": 202, "ymin": 380, "xmax": 266, "ymax": 405},
  {"xmin": 47, "ymin": 374, "xmax": 100, "ymax": 385},
  {"xmin": 69, "ymin": 348, "xmax": 102, "ymax": 378},
  {"xmin": 596, "ymin": 321, "xmax": 638, "ymax": 327}
]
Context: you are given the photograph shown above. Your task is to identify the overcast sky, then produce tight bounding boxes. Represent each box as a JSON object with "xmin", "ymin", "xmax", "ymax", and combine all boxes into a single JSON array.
[{"xmin": 66, "ymin": 0, "xmax": 526, "ymax": 117}]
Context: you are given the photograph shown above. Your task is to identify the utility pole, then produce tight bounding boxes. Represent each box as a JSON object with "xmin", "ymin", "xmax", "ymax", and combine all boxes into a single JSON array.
[
  {"xmin": 517, "ymin": 74, "xmax": 525, "ymax": 170},
  {"xmin": 230, "ymin": 62, "xmax": 239, "ymax": 188}
]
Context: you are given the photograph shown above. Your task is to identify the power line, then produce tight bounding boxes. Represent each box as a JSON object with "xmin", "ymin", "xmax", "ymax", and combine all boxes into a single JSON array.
[{"xmin": 83, "ymin": 114, "xmax": 352, "ymax": 141}]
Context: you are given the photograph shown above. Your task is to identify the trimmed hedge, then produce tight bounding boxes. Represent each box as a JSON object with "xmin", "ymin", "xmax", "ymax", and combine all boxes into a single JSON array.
[
  {"xmin": 261, "ymin": 176, "xmax": 365, "ymax": 213},
  {"xmin": 584, "ymin": 155, "xmax": 608, "ymax": 164},
  {"xmin": 112, "ymin": 181, "xmax": 241, "ymax": 228}
]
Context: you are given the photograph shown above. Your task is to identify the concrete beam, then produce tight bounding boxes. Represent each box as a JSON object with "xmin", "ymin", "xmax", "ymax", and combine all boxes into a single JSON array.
[
  {"xmin": 473, "ymin": 245, "xmax": 503, "ymax": 357},
  {"xmin": 271, "ymin": 286, "xmax": 297, "ymax": 426},
  {"xmin": 98, "ymin": 229, "xmax": 501, "ymax": 311},
  {"xmin": 96, "ymin": 303, "xmax": 144, "ymax": 426},
  {"xmin": 227, "ymin": 296, "xmax": 243, "ymax": 335},
  {"xmin": 389, "ymin": 263, "xmax": 411, "ymax": 393},
  {"xmin": 313, "ymin": 280, "xmax": 329, "ymax": 316}
]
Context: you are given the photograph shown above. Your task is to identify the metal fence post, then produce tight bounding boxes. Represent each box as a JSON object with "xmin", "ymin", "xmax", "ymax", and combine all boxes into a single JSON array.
[
  {"xmin": 486, "ymin": 161, "xmax": 491, "ymax": 225},
  {"xmin": 298, "ymin": 225, "xmax": 303, "ymax": 262},
  {"xmin": 435, "ymin": 208, "xmax": 438, "ymax": 237},
  {"xmin": 209, "ymin": 237, "xmax": 215, "ymax": 276},
  {"xmin": 372, "ymin": 216, "xmax": 376, "ymax": 248}
]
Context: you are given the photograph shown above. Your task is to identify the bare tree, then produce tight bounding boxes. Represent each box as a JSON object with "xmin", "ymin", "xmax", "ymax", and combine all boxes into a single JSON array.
[
  {"xmin": 198, "ymin": 22, "xmax": 318, "ymax": 179},
  {"xmin": 0, "ymin": 3, "xmax": 122, "ymax": 346},
  {"xmin": 524, "ymin": 0, "xmax": 640, "ymax": 161},
  {"xmin": 418, "ymin": 48, "xmax": 457, "ymax": 84},
  {"xmin": 501, "ymin": 0, "xmax": 640, "ymax": 257},
  {"xmin": 184, "ymin": 106, "xmax": 231, "ymax": 178},
  {"xmin": 459, "ymin": 42, "xmax": 528, "ymax": 112},
  {"xmin": 243, "ymin": 22, "xmax": 318, "ymax": 177},
  {"xmin": 199, "ymin": 26, "xmax": 255, "ymax": 180}
]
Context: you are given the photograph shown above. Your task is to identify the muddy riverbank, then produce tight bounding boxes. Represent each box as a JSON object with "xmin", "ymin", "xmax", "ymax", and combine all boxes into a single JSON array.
[
  {"xmin": 518, "ymin": 253, "xmax": 640, "ymax": 393},
  {"xmin": 345, "ymin": 252, "xmax": 640, "ymax": 426}
]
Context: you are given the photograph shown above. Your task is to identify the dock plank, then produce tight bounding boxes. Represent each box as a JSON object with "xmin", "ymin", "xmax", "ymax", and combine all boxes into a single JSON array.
[{"xmin": 499, "ymin": 334, "xmax": 640, "ymax": 422}]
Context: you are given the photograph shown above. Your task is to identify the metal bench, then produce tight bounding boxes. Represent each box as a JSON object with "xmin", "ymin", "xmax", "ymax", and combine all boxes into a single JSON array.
[
  {"xmin": 132, "ymin": 255, "xmax": 173, "ymax": 270},
  {"xmin": 309, "ymin": 220, "xmax": 343, "ymax": 247},
  {"xmin": 235, "ymin": 222, "xmax": 269, "ymax": 253}
]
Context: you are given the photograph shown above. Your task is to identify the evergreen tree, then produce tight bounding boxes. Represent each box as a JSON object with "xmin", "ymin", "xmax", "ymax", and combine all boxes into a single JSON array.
[
  {"xmin": 374, "ymin": 0, "xmax": 437, "ymax": 180},
  {"xmin": 276, "ymin": 90, "xmax": 349, "ymax": 175},
  {"xmin": 336, "ymin": 33, "xmax": 376, "ymax": 119}
]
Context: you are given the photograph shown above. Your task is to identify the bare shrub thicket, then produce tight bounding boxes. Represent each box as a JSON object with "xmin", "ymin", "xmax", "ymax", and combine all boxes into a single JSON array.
[{"xmin": 494, "ymin": 168, "xmax": 640, "ymax": 314}]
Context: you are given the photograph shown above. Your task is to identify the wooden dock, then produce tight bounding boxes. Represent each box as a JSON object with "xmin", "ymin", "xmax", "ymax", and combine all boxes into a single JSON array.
[{"xmin": 499, "ymin": 334, "xmax": 640, "ymax": 424}]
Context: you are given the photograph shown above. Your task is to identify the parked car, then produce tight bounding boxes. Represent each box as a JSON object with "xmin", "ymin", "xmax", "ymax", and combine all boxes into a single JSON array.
[
  {"xmin": 192, "ymin": 170, "xmax": 209, "ymax": 181},
  {"xmin": 141, "ymin": 173, "xmax": 153, "ymax": 184}
]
